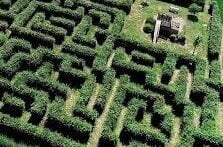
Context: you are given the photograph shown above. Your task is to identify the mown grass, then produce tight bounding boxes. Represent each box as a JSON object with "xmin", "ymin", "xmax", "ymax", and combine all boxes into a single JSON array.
[
  {"xmin": 217, "ymin": 0, "xmax": 223, "ymax": 23},
  {"xmin": 121, "ymin": 0, "xmax": 210, "ymax": 59}
]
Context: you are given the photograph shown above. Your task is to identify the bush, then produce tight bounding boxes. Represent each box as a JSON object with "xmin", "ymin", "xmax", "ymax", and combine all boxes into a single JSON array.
[{"xmin": 189, "ymin": 3, "xmax": 202, "ymax": 15}]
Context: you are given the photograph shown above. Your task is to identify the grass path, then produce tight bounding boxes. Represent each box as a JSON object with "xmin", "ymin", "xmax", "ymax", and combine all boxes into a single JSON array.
[
  {"xmin": 141, "ymin": 19, "xmax": 146, "ymax": 33},
  {"xmin": 205, "ymin": 60, "xmax": 209, "ymax": 79},
  {"xmin": 88, "ymin": 79, "xmax": 120, "ymax": 147},
  {"xmin": 115, "ymin": 108, "xmax": 128, "ymax": 147},
  {"xmin": 169, "ymin": 69, "xmax": 180, "ymax": 84},
  {"xmin": 87, "ymin": 84, "xmax": 100, "ymax": 110},
  {"xmin": 204, "ymin": 0, "xmax": 211, "ymax": 13},
  {"xmin": 217, "ymin": 103, "xmax": 223, "ymax": 134},
  {"xmin": 107, "ymin": 52, "xmax": 115, "ymax": 68},
  {"xmin": 114, "ymin": 108, "xmax": 128, "ymax": 136},
  {"xmin": 143, "ymin": 112, "xmax": 152, "ymax": 125},
  {"xmin": 185, "ymin": 72, "xmax": 192, "ymax": 100},
  {"xmin": 20, "ymin": 112, "xmax": 31, "ymax": 124},
  {"xmin": 194, "ymin": 108, "xmax": 201, "ymax": 128},
  {"xmin": 39, "ymin": 109, "xmax": 48, "ymax": 127},
  {"xmin": 166, "ymin": 117, "xmax": 181, "ymax": 147},
  {"xmin": 65, "ymin": 90, "xmax": 79, "ymax": 116}
]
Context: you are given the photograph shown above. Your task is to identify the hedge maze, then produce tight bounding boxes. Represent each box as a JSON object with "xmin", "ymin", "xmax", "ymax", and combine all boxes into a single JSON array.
[{"xmin": 0, "ymin": 0, "xmax": 222, "ymax": 146}]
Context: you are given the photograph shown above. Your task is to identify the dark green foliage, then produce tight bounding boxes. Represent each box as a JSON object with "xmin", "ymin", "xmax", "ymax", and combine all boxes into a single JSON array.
[{"xmin": 189, "ymin": 3, "xmax": 202, "ymax": 14}]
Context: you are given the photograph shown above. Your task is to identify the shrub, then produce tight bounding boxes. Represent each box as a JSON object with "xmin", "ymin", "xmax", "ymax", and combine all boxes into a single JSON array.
[{"xmin": 189, "ymin": 3, "xmax": 202, "ymax": 15}]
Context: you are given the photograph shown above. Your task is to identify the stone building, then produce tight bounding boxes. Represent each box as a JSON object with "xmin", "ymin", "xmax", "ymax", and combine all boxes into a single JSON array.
[{"xmin": 153, "ymin": 13, "xmax": 185, "ymax": 43}]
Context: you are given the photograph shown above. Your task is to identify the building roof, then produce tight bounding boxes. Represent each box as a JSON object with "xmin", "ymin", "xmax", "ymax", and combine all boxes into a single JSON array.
[
  {"xmin": 157, "ymin": 13, "xmax": 172, "ymax": 28},
  {"xmin": 157, "ymin": 13, "xmax": 184, "ymax": 31}
]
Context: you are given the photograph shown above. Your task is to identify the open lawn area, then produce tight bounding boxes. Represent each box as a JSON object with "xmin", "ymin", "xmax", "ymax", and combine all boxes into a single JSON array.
[{"xmin": 121, "ymin": 0, "xmax": 210, "ymax": 58}]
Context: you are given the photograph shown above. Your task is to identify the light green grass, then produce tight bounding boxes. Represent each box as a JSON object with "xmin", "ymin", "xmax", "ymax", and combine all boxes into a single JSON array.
[{"xmin": 121, "ymin": 0, "xmax": 210, "ymax": 59}]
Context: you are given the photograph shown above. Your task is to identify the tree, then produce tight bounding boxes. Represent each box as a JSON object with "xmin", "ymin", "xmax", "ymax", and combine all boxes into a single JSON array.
[
  {"xmin": 189, "ymin": 3, "xmax": 202, "ymax": 15},
  {"xmin": 193, "ymin": 35, "xmax": 202, "ymax": 55}
]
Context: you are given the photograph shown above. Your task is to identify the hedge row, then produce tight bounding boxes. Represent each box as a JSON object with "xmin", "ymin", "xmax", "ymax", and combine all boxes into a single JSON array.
[
  {"xmin": 208, "ymin": 0, "xmax": 222, "ymax": 60},
  {"xmin": 0, "ymin": 113, "xmax": 84, "ymax": 147},
  {"xmin": 49, "ymin": 15, "xmax": 76, "ymax": 35},
  {"xmin": 47, "ymin": 101, "xmax": 92, "ymax": 143},
  {"xmin": 9, "ymin": 0, "xmax": 32, "ymax": 14},
  {"xmin": 100, "ymin": 75, "xmax": 174, "ymax": 146},
  {"xmin": 180, "ymin": 104, "xmax": 196, "ymax": 146},
  {"xmin": 112, "ymin": 59, "xmax": 149, "ymax": 85},
  {"xmin": 0, "ymin": 72, "xmax": 49, "ymax": 121},
  {"xmin": 38, "ymin": 2, "xmax": 84, "ymax": 21},
  {"xmin": 0, "ymin": 0, "xmax": 31, "ymax": 14},
  {"xmin": 62, "ymin": 40, "xmax": 97, "ymax": 67},
  {"xmin": 10, "ymin": 1, "xmax": 84, "ymax": 47},
  {"xmin": 180, "ymin": 89, "xmax": 223, "ymax": 146},
  {"xmin": 88, "ymin": 9, "xmax": 111, "ymax": 29},
  {"xmin": 158, "ymin": 0, "xmax": 205, "ymax": 7},
  {"xmin": 209, "ymin": 59, "xmax": 221, "ymax": 83},
  {"xmin": 192, "ymin": 59, "xmax": 207, "ymax": 94},
  {"xmin": 0, "ymin": 43, "xmax": 49, "ymax": 78},
  {"xmin": 89, "ymin": 0, "xmax": 135, "ymax": 14},
  {"xmin": 1, "ymin": 93, "xmax": 25, "ymax": 117},
  {"xmin": 131, "ymin": 50, "xmax": 155, "ymax": 67},
  {"xmin": 36, "ymin": 62, "xmax": 54, "ymax": 79},
  {"xmin": 94, "ymin": 70, "xmax": 116, "ymax": 113},
  {"xmin": 121, "ymin": 97, "xmax": 168, "ymax": 146},
  {"xmin": 10, "ymin": 26, "xmax": 55, "ymax": 48},
  {"xmin": 161, "ymin": 55, "xmax": 177, "ymax": 84},
  {"xmin": 68, "ymin": 0, "xmax": 124, "ymax": 16},
  {"xmin": 3, "ymin": 68, "xmax": 94, "ymax": 144},
  {"xmin": 92, "ymin": 35, "xmax": 115, "ymax": 73}
]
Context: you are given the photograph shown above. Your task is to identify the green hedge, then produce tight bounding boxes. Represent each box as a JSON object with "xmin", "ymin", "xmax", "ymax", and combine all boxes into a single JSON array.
[
  {"xmin": 0, "ymin": 113, "xmax": 84, "ymax": 147},
  {"xmin": 208, "ymin": 0, "xmax": 222, "ymax": 60}
]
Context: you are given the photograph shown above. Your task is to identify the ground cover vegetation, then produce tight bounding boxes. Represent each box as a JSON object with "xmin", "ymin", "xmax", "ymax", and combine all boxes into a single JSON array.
[{"xmin": 0, "ymin": 0, "xmax": 222, "ymax": 146}]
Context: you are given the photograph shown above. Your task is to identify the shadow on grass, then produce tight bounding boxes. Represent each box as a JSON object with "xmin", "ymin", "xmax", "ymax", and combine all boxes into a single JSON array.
[{"xmin": 188, "ymin": 14, "xmax": 198, "ymax": 22}]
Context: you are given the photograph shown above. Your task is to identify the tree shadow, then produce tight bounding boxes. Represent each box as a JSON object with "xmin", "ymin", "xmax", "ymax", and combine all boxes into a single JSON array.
[{"xmin": 188, "ymin": 14, "xmax": 198, "ymax": 22}]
